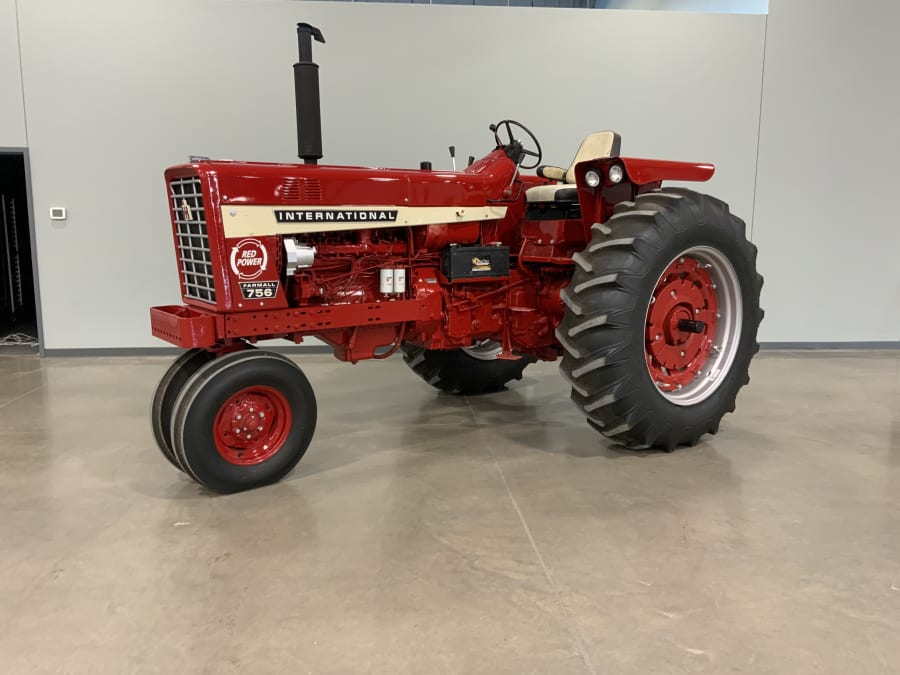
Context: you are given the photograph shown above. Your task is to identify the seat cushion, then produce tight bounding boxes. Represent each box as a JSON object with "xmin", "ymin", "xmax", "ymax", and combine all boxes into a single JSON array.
[
  {"xmin": 536, "ymin": 165, "xmax": 567, "ymax": 182},
  {"xmin": 525, "ymin": 184, "xmax": 579, "ymax": 203}
]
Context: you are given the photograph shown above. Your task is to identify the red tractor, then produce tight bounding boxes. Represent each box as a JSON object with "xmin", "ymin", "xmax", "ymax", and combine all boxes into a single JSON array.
[{"xmin": 150, "ymin": 23, "xmax": 763, "ymax": 493}]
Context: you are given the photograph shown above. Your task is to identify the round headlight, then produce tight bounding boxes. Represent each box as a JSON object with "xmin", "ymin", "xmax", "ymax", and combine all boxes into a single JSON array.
[
  {"xmin": 608, "ymin": 164, "xmax": 624, "ymax": 184},
  {"xmin": 584, "ymin": 170, "xmax": 601, "ymax": 188}
]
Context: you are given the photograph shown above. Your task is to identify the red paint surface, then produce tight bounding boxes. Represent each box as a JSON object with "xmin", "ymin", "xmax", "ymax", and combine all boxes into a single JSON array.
[
  {"xmin": 213, "ymin": 385, "xmax": 292, "ymax": 465},
  {"xmin": 152, "ymin": 143, "xmax": 717, "ymax": 362},
  {"xmin": 618, "ymin": 158, "xmax": 715, "ymax": 185},
  {"xmin": 645, "ymin": 256, "xmax": 718, "ymax": 391}
]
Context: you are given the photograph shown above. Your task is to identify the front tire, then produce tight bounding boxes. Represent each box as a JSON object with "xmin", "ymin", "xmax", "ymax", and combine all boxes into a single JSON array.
[
  {"xmin": 401, "ymin": 341, "xmax": 535, "ymax": 395},
  {"xmin": 170, "ymin": 351, "xmax": 317, "ymax": 493},
  {"xmin": 558, "ymin": 188, "xmax": 763, "ymax": 450},
  {"xmin": 150, "ymin": 348, "xmax": 215, "ymax": 471}
]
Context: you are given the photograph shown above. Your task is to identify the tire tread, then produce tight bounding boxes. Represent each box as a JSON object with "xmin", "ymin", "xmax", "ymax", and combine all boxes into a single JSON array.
[{"xmin": 558, "ymin": 187, "xmax": 763, "ymax": 451}]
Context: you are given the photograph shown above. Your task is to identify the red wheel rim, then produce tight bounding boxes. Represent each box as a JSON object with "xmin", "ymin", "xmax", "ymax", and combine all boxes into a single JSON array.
[
  {"xmin": 645, "ymin": 255, "xmax": 719, "ymax": 393},
  {"xmin": 213, "ymin": 386, "xmax": 292, "ymax": 466}
]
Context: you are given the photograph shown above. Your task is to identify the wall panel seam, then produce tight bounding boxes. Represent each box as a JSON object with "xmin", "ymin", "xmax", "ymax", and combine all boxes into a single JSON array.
[
  {"xmin": 749, "ymin": 12, "xmax": 768, "ymax": 240},
  {"xmin": 13, "ymin": 0, "xmax": 28, "ymax": 145}
]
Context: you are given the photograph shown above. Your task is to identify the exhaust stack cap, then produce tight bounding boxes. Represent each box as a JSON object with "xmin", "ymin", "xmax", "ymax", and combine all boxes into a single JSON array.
[{"xmin": 297, "ymin": 22, "xmax": 325, "ymax": 59}]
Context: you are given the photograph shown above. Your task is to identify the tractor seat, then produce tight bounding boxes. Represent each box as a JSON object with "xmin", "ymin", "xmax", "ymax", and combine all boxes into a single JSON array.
[{"xmin": 525, "ymin": 130, "xmax": 622, "ymax": 203}]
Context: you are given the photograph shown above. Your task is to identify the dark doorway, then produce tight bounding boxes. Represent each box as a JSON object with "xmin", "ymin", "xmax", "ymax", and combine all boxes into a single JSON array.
[{"xmin": 0, "ymin": 152, "xmax": 38, "ymax": 349}]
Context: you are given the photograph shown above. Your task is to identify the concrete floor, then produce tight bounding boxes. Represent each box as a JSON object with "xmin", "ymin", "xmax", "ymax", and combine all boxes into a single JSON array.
[{"xmin": 0, "ymin": 350, "xmax": 898, "ymax": 674}]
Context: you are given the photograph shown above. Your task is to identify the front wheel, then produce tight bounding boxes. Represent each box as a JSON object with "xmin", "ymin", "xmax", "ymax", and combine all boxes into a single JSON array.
[
  {"xmin": 557, "ymin": 188, "xmax": 763, "ymax": 450},
  {"xmin": 170, "ymin": 350, "xmax": 317, "ymax": 493},
  {"xmin": 150, "ymin": 348, "xmax": 215, "ymax": 471}
]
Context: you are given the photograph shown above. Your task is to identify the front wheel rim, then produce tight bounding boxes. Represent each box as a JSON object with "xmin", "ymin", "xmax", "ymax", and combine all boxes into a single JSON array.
[
  {"xmin": 645, "ymin": 246, "xmax": 743, "ymax": 406},
  {"xmin": 213, "ymin": 385, "xmax": 292, "ymax": 465}
]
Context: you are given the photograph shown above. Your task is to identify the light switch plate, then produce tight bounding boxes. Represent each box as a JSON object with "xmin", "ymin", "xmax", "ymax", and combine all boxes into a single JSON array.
[{"xmin": 50, "ymin": 207, "xmax": 67, "ymax": 220}]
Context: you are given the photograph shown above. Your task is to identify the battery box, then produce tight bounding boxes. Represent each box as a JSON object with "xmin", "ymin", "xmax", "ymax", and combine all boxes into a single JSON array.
[{"xmin": 441, "ymin": 245, "xmax": 510, "ymax": 281}]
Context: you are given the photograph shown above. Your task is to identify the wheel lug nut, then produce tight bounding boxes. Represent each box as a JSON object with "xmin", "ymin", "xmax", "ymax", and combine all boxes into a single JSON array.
[
  {"xmin": 246, "ymin": 434, "xmax": 252, "ymax": 439},
  {"xmin": 235, "ymin": 415, "xmax": 241, "ymax": 421},
  {"xmin": 680, "ymin": 351, "xmax": 685, "ymax": 357},
  {"xmin": 671, "ymin": 290, "xmax": 677, "ymax": 298},
  {"xmin": 259, "ymin": 412, "xmax": 265, "ymax": 419},
  {"xmin": 695, "ymin": 308, "xmax": 700, "ymax": 314},
  {"xmin": 257, "ymin": 426, "xmax": 263, "ymax": 431}
]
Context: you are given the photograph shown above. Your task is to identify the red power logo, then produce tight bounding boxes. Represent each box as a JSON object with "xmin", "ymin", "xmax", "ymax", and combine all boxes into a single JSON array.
[{"xmin": 230, "ymin": 239, "xmax": 268, "ymax": 281}]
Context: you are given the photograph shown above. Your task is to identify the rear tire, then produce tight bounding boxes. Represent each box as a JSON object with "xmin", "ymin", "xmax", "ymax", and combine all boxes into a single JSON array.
[
  {"xmin": 170, "ymin": 351, "xmax": 317, "ymax": 493},
  {"xmin": 557, "ymin": 188, "xmax": 763, "ymax": 450},
  {"xmin": 401, "ymin": 341, "xmax": 535, "ymax": 395}
]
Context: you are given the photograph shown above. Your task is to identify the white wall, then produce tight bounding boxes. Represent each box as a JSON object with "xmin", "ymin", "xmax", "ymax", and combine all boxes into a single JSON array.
[
  {"xmin": 17, "ymin": 0, "xmax": 765, "ymax": 349},
  {"xmin": 753, "ymin": 0, "xmax": 900, "ymax": 342},
  {"xmin": 603, "ymin": 0, "xmax": 767, "ymax": 12},
  {"xmin": 0, "ymin": 0, "xmax": 26, "ymax": 147}
]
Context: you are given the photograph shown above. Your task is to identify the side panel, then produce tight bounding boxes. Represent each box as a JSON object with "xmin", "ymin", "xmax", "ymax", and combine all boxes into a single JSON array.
[
  {"xmin": 222, "ymin": 234, "xmax": 288, "ymax": 312},
  {"xmin": 219, "ymin": 204, "xmax": 508, "ymax": 238}
]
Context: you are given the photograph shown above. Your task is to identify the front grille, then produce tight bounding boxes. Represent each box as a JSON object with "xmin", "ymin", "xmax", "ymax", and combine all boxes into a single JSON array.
[{"xmin": 169, "ymin": 176, "xmax": 215, "ymax": 304}]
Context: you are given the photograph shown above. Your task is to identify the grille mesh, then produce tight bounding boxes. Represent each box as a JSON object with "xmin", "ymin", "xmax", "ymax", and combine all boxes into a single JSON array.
[{"xmin": 169, "ymin": 177, "xmax": 215, "ymax": 303}]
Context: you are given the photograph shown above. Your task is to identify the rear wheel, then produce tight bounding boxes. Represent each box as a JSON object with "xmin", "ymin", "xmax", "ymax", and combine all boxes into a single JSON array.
[
  {"xmin": 557, "ymin": 188, "xmax": 763, "ymax": 450},
  {"xmin": 170, "ymin": 351, "xmax": 317, "ymax": 493},
  {"xmin": 401, "ymin": 340, "xmax": 535, "ymax": 395}
]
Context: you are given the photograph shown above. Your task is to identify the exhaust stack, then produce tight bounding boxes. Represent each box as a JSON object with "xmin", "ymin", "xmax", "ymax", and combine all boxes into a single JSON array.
[{"xmin": 294, "ymin": 23, "xmax": 326, "ymax": 164}]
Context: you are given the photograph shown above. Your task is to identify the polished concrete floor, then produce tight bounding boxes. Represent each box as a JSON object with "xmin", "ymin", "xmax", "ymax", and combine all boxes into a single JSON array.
[{"xmin": 0, "ymin": 350, "xmax": 898, "ymax": 674}]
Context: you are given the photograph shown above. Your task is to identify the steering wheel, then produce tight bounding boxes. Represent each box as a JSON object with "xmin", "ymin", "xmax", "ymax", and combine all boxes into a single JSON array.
[{"xmin": 490, "ymin": 119, "xmax": 542, "ymax": 170}]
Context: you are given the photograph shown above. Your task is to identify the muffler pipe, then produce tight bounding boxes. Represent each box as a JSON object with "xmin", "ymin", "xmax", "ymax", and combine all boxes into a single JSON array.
[{"xmin": 294, "ymin": 22, "xmax": 326, "ymax": 164}]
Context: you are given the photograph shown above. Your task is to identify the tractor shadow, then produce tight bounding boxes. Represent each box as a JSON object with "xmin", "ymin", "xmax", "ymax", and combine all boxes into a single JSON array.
[
  {"xmin": 455, "ymin": 378, "xmax": 762, "ymax": 506},
  {"xmin": 389, "ymin": 373, "xmax": 643, "ymax": 461},
  {"xmin": 444, "ymin": 374, "xmax": 641, "ymax": 460},
  {"xmin": 437, "ymin": 370, "xmax": 768, "ymax": 468}
]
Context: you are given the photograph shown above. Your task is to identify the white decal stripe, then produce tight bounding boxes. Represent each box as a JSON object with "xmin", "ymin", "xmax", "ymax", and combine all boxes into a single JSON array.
[{"xmin": 220, "ymin": 204, "xmax": 508, "ymax": 238}]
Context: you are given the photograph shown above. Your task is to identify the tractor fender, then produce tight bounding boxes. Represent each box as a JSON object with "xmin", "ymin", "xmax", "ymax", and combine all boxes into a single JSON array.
[{"xmin": 617, "ymin": 157, "xmax": 715, "ymax": 185}]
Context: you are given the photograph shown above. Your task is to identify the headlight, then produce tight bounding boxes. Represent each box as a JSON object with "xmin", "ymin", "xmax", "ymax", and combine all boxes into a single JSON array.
[
  {"xmin": 584, "ymin": 170, "xmax": 601, "ymax": 188},
  {"xmin": 607, "ymin": 164, "xmax": 624, "ymax": 184}
]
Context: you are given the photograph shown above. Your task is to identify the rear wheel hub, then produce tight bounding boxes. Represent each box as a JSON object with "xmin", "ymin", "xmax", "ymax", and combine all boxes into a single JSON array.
[{"xmin": 645, "ymin": 247, "xmax": 742, "ymax": 405}]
